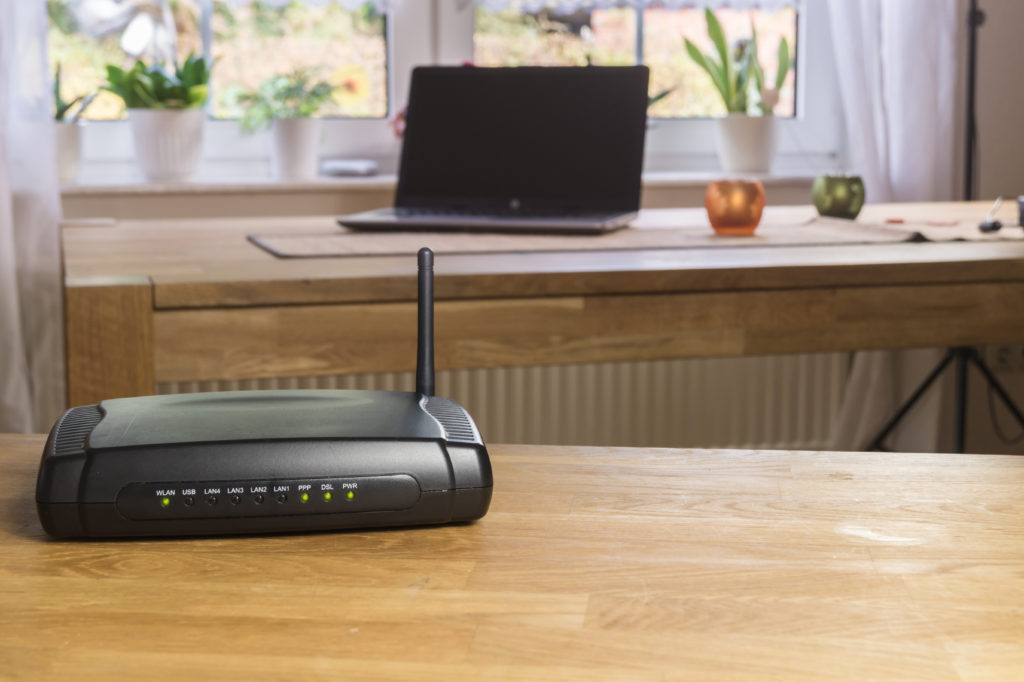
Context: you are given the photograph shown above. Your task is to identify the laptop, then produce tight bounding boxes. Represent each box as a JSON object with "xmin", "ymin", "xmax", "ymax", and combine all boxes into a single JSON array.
[{"xmin": 338, "ymin": 65, "xmax": 650, "ymax": 234}]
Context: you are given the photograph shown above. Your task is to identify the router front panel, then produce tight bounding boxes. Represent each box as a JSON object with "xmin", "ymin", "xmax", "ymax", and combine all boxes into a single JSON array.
[{"xmin": 117, "ymin": 474, "xmax": 422, "ymax": 520}]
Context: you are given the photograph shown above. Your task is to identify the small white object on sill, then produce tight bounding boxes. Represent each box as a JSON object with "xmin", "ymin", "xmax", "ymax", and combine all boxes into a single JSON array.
[{"xmin": 320, "ymin": 159, "xmax": 380, "ymax": 177}]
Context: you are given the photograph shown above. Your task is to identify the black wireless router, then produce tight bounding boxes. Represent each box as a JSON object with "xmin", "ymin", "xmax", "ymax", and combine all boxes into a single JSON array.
[{"xmin": 36, "ymin": 248, "xmax": 492, "ymax": 539}]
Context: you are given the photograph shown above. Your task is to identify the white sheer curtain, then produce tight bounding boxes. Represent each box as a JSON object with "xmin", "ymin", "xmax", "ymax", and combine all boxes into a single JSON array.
[
  {"xmin": 0, "ymin": 1, "xmax": 65, "ymax": 433},
  {"xmin": 825, "ymin": 0, "xmax": 962, "ymax": 451}
]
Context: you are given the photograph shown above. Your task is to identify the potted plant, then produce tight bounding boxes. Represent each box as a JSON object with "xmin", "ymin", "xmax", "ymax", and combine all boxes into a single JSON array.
[
  {"xmin": 54, "ymin": 64, "xmax": 97, "ymax": 184},
  {"xmin": 103, "ymin": 54, "xmax": 212, "ymax": 182},
  {"xmin": 685, "ymin": 10, "xmax": 790, "ymax": 173},
  {"xmin": 237, "ymin": 70, "xmax": 335, "ymax": 180}
]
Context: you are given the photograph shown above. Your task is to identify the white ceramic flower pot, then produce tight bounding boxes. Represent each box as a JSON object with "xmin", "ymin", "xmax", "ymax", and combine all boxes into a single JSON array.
[
  {"xmin": 128, "ymin": 108, "xmax": 204, "ymax": 183},
  {"xmin": 270, "ymin": 118, "xmax": 321, "ymax": 180},
  {"xmin": 55, "ymin": 121, "xmax": 82, "ymax": 184},
  {"xmin": 714, "ymin": 114, "xmax": 777, "ymax": 174}
]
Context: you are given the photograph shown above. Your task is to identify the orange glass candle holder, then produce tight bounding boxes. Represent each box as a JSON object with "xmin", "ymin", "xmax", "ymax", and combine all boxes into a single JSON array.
[{"xmin": 705, "ymin": 179, "xmax": 766, "ymax": 236}]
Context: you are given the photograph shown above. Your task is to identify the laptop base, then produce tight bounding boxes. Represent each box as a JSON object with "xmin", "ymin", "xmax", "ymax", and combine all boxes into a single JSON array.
[{"xmin": 338, "ymin": 208, "xmax": 635, "ymax": 235}]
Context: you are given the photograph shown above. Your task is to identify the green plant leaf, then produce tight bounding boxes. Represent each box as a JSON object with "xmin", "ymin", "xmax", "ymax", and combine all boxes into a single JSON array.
[
  {"xmin": 178, "ymin": 53, "xmax": 211, "ymax": 90},
  {"xmin": 68, "ymin": 93, "xmax": 97, "ymax": 124},
  {"xmin": 647, "ymin": 87, "xmax": 673, "ymax": 108},
  {"xmin": 56, "ymin": 95, "xmax": 79, "ymax": 122},
  {"xmin": 704, "ymin": 9, "xmax": 734, "ymax": 111},
  {"xmin": 684, "ymin": 38, "xmax": 729, "ymax": 112},
  {"xmin": 104, "ymin": 64, "xmax": 125, "ymax": 88},
  {"xmin": 749, "ymin": 23, "xmax": 765, "ymax": 110},
  {"xmin": 736, "ymin": 40, "xmax": 757, "ymax": 114},
  {"xmin": 102, "ymin": 56, "xmax": 212, "ymax": 110},
  {"xmin": 775, "ymin": 37, "xmax": 791, "ymax": 91},
  {"xmin": 55, "ymin": 63, "xmax": 73, "ymax": 121}
]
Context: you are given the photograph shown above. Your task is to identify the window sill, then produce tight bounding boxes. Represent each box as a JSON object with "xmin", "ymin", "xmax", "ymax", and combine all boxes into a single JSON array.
[
  {"xmin": 61, "ymin": 171, "xmax": 819, "ymax": 220},
  {"xmin": 62, "ymin": 174, "xmax": 395, "ymax": 196}
]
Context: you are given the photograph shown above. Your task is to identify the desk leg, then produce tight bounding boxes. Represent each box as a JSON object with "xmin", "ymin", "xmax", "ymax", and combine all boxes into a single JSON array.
[{"xmin": 65, "ymin": 281, "xmax": 155, "ymax": 407}]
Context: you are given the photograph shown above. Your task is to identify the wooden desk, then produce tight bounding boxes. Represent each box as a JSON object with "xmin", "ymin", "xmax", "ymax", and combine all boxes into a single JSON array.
[
  {"xmin": 3, "ymin": 434, "xmax": 1022, "ymax": 679},
  {"xmin": 63, "ymin": 202, "xmax": 1024, "ymax": 406}
]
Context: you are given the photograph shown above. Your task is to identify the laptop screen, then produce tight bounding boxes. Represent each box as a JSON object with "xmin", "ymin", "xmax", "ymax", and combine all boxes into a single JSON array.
[{"xmin": 396, "ymin": 66, "xmax": 649, "ymax": 213}]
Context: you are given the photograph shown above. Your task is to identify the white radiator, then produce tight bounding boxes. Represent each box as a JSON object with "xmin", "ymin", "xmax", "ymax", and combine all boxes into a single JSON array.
[{"xmin": 157, "ymin": 354, "xmax": 848, "ymax": 449}]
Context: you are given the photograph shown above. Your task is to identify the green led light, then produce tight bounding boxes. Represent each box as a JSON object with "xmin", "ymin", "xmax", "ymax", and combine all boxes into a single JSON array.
[
  {"xmin": 160, "ymin": 497, "xmax": 171, "ymax": 508},
  {"xmin": 323, "ymin": 492, "xmax": 332, "ymax": 502},
  {"xmin": 346, "ymin": 490, "xmax": 355, "ymax": 500},
  {"xmin": 300, "ymin": 492, "xmax": 310, "ymax": 503}
]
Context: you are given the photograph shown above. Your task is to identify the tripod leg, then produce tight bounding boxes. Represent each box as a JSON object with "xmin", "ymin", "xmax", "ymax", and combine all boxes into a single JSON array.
[
  {"xmin": 969, "ymin": 353, "xmax": 1024, "ymax": 429},
  {"xmin": 954, "ymin": 350, "xmax": 969, "ymax": 453},
  {"xmin": 866, "ymin": 351, "xmax": 955, "ymax": 451}
]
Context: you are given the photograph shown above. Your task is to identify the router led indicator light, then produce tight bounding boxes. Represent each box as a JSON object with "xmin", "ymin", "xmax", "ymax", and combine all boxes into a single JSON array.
[
  {"xmin": 346, "ymin": 490, "xmax": 355, "ymax": 501},
  {"xmin": 323, "ymin": 492, "xmax": 332, "ymax": 502},
  {"xmin": 160, "ymin": 497, "xmax": 171, "ymax": 508},
  {"xmin": 300, "ymin": 492, "xmax": 310, "ymax": 504}
]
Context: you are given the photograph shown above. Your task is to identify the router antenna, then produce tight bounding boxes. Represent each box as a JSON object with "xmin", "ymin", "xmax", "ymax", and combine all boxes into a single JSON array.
[{"xmin": 416, "ymin": 247, "xmax": 435, "ymax": 397}]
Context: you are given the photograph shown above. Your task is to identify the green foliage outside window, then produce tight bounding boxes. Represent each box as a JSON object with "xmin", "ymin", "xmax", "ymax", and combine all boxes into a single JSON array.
[{"xmin": 234, "ymin": 69, "xmax": 335, "ymax": 132}]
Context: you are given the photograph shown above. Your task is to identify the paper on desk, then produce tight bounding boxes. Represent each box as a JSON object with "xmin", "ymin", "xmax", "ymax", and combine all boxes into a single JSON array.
[{"xmin": 248, "ymin": 216, "xmax": 917, "ymax": 259}]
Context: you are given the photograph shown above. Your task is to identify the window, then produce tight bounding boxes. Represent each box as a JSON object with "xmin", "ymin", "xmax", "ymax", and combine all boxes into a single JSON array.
[
  {"xmin": 47, "ymin": 1, "xmax": 387, "ymax": 120},
  {"xmin": 49, "ymin": 0, "xmax": 841, "ymax": 179},
  {"xmin": 473, "ymin": 5, "xmax": 798, "ymax": 119},
  {"xmin": 210, "ymin": 3, "xmax": 387, "ymax": 119},
  {"xmin": 48, "ymin": 1, "xmax": 202, "ymax": 120}
]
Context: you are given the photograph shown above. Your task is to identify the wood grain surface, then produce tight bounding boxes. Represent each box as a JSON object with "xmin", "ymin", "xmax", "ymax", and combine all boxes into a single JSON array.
[
  {"xmin": 152, "ymin": 282, "xmax": 1024, "ymax": 382},
  {"xmin": 65, "ymin": 280, "xmax": 155, "ymax": 406},
  {"xmin": 3, "ymin": 434, "xmax": 1023, "ymax": 680}
]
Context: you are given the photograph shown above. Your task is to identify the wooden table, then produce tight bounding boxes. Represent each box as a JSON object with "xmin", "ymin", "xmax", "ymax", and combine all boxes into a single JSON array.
[
  {"xmin": 63, "ymin": 201, "xmax": 1024, "ymax": 406},
  {"xmin": 3, "ymin": 433, "xmax": 1022, "ymax": 679}
]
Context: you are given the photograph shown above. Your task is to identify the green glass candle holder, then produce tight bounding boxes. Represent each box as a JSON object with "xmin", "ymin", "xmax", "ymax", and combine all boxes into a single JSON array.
[{"xmin": 812, "ymin": 174, "xmax": 865, "ymax": 220}]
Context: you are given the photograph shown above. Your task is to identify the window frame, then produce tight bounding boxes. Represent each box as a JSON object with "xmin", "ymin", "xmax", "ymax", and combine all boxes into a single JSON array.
[{"xmin": 74, "ymin": 0, "xmax": 844, "ymax": 181}]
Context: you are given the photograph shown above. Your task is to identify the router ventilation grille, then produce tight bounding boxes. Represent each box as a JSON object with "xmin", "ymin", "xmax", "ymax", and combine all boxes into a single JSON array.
[
  {"xmin": 53, "ymin": 405, "xmax": 103, "ymax": 457},
  {"xmin": 423, "ymin": 397, "xmax": 478, "ymax": 443}
]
